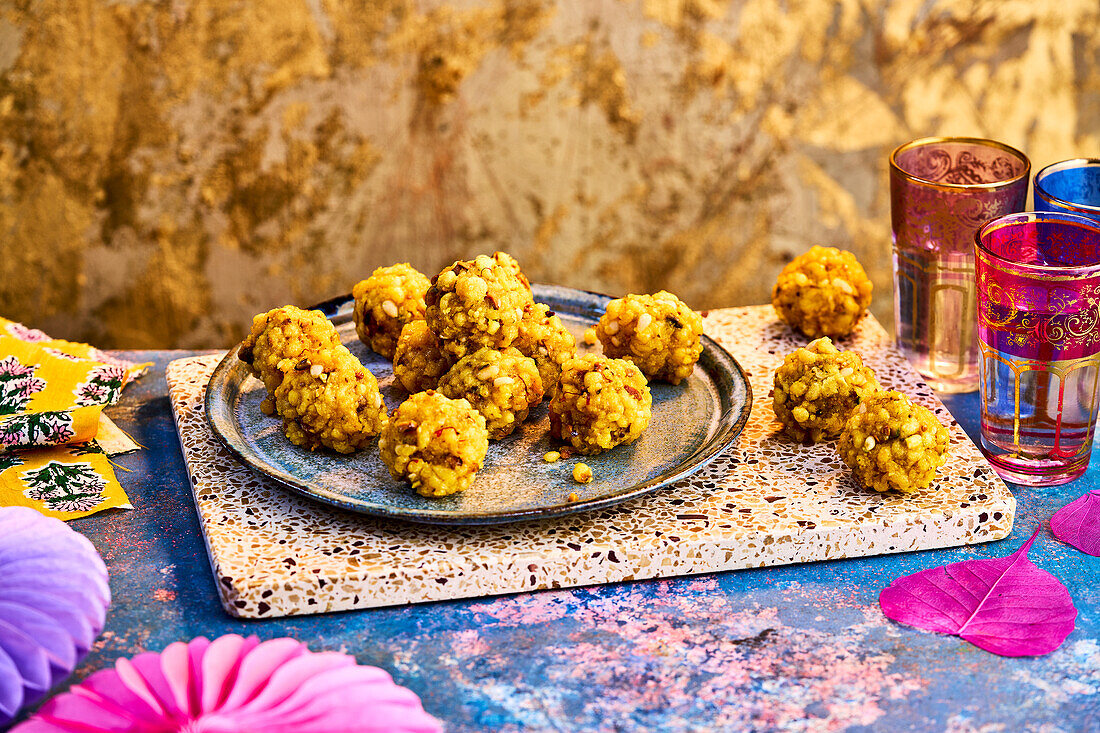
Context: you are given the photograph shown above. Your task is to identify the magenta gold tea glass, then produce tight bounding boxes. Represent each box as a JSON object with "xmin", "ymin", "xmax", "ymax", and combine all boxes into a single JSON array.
[
  {"xmin": 976, "ymin": 211, "xmax": 1100, "ymax": 486},
  {"xmin": 890, "ymin": 137, "xmax": 1030, "ymax": 393}
]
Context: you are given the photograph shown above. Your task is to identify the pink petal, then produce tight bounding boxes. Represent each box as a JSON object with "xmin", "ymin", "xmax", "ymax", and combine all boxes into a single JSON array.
[
  {"xmin": 77, "ymin": 667, "xmax": 168, "ymax": 725},
  {"xmin": 250, "ymin": 666, "xmax": 441, "ymax": 732},
  {"xmin": 121, "ymin": 640, "xmax": 208, "ymax": 722},
  {"xmin": 200, "ymin": 635, "xmax": 256, "ymax": 713},
  {"xmin": 186, "ymin": 636, "xmax": 210, "ymax": 717},
  {"xmin": 20, "ymin": 686, "xmax": 145, "ymax": 732},
  {"xmin": 114, "ymin": 656, "xmax": 169, "ymax": 719},
  {"xmin": 5, "ymin": 720, "xmax": 63, "ymax": 733},
  {"xmin": 156, "ymin": 640, "xmax": 195, "ymax": 719},
  {"xmin": 232, "ymin": 652, "xmax": 352, "ymax": 717},
  {"xmin": 218, "ymin": 638, "xmax": 306, "ymax": 711}
]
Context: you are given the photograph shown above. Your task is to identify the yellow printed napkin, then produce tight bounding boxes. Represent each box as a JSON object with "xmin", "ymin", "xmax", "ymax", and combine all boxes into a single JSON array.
[{"xmin": 0, "ymin": 317, "xmax": 149, "ymax": 519}]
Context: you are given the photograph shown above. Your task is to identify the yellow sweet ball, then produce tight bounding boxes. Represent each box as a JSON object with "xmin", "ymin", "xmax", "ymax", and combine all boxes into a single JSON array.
[
  {"xmin": 772, "ymin": 337, "xmax": 880, "ymax": 443},
  {"xmin": 392, "ymin": 320, "xmax": 455, "ymax": 395},
  {"xmin": 549, "ymin": 354, "xmax": 652, "ymax": 455},
  {"xmin": 425, "ymin": 254, "xmax": 534, "ymax": 359},
  {"xmin": 596, "ymin": 291, "xmax": 704, "ymax": 385},
  {"xmin": 378, "ymin": 391, "xmax": 489, "ymax": 498},
  {"xmin": 351, "ymin": 263, "xmax": 431, "ymax": 360},
  {"xmin": 237, "ymin": 305, "xmax": 342, "ymax": 416},
  {"xmin": 438, "ymin": 347, "xmax": 544, "ymax": 440},
  {"xmin": 491, "ymin": 251, "xmax": 532, "ymax": 293},
  {"xmin": 513, "ymin": 302, "xmax": 577, "ymax": 400},
  {"xmin": 772, "ymin": 246, "xmax": 872, "ymax": 338},
  {"xmin": 836, "ymin": 390, "xmax": 949, "ymax": 493},
  {"xmin": 273, "ymin": 346, "xmax": 387, "ymax": 454}
]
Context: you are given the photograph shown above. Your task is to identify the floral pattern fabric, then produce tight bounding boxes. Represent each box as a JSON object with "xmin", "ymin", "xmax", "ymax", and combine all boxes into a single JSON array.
[
  {"xmin": 23, "ymin": 460, "xmax": 109, "ymax": 513},
  {"xmin": 0, "ymin": 356, "xmax": 46, "ymax": 415},
  {"xmin": 0, "ymin": 317, "xmax": 148, "ymax": 519}
]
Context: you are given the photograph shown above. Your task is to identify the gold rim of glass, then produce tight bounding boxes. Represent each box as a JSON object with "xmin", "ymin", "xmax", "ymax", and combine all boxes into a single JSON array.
[
  {"xmin": 890, "ymin": 136, "xmax": 1031, "ymax": 191},
  {"xmin": 1034, "ymin": 158, "xmax": 1100, "ymax": 215},
  {"xmin": 975, "ymin": 211, "xmax": 1100, "ymax": 278}
]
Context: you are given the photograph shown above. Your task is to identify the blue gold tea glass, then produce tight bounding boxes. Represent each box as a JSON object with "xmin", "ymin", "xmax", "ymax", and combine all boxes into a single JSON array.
[{"xmin": 1035, "ymin": 158, "xmax": 1100, "ymax": 224}]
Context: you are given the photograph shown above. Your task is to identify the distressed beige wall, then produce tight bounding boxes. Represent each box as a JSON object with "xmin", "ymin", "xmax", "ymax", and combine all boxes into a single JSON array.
[{"xmin": 1, "ymin": 0, "xmax": 1098, "ymax": 348}]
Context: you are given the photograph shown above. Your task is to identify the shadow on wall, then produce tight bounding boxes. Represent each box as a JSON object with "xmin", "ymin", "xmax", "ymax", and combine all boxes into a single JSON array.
[{"xmin": 0, "ymin": 0, "xmax": 1097, "ymax": 348}]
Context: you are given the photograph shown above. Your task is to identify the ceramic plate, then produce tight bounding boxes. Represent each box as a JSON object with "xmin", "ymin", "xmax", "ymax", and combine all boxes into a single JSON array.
[{"xmin": 204, "ymin": 285, "xmax": 751, "ymax": 525}]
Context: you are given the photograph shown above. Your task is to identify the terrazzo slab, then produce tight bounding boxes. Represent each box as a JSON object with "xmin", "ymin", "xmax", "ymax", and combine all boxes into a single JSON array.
[{"xmin": 166, "ymin": 306, "xmax": 1015, "ymax": 619}]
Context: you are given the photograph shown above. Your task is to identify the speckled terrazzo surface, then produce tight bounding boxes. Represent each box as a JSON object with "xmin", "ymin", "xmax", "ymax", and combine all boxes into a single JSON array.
[{"xmin": 166, "ymin": 306, "xmax": 1015, "ymax": 619}]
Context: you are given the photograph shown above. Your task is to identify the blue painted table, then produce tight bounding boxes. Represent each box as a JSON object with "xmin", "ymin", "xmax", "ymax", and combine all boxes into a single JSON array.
[{"xmin": 19, "ymin": 352, "xmax": 1100, "ymax": 731}]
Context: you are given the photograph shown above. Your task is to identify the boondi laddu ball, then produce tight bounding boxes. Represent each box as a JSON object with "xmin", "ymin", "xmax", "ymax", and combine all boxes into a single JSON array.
[
  {"xmin": 425, "ymin": 255, "xmax": 534, "ymax": 359},
  {"xmin": 393, "ymin": 320, "xmax": 455, "ymax": 394},
  {"xmin": 438, "ymin": 347, "xmax": 544, "ymax": 440},
  {"xmin": 773, "ymin": 337, "xmax": 879, "ymax": 443},
  {"xmin": 513, "ymin": 302, "xmax": 577, "ymax": 400},
  {"xmin": 238, "ymin": 305, "xmax": 343, "ymax": 415},
  {"xmin": 836, "ymin": 390, "xmax": 949, "ymax": 493},
  {"xmin": 492, "ymin": 251, "xmax": 532, "ymax": 293},
  {"xmin": 772, "ymin": 246, "xmax": 872, "ymax": 339},
  {"xmin": 351, "ymin": 263, "xmax": 431, "ymax": 360},
  {"xmin": 273, "ymin": 346, "xmax": 387, "ymax": 454},
  {"xmin": 550, "ymin": 354, "xmax": 652, "ymax": 455},
  {"xmin": 596, "ymin": 291, "xmax": 704, "ymax": 385},
  {"xmin": 378, "ymin": 391, "xmax": 489, "ymax": 498}
]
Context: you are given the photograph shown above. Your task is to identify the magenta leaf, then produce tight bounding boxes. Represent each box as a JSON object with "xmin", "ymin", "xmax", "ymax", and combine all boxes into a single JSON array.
[
  {"xmin": 879, "ymin": 529, "xmax": 1077, "ymax": 657},
  {"xmin": 1051, "ymin": 490, "xmax": 1100, "ymax": 557}
]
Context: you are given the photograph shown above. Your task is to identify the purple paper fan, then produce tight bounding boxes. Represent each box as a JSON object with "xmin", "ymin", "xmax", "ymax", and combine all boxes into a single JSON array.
[
  {"xmin": 13, "ymin": 635, "xmax": 444, "ymax": 733},
  {"xmin": 0, "ymin": 506, "xmax": 110, "ymax": 726}
]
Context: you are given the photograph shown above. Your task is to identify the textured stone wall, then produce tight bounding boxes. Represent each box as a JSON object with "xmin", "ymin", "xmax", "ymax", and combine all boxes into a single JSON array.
[{"xmin": 1, "ymin": 0, "xmax": 1098, "ymax": 348}]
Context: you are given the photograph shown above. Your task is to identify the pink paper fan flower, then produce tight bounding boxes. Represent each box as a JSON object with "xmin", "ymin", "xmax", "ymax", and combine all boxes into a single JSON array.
[
  {"xmin": 0, "ymin": 507, "xmax": 110, "ymax": 727},
  {"xmin": 13, "ymin": 635, "xmax": 444, "ymax": 733}
]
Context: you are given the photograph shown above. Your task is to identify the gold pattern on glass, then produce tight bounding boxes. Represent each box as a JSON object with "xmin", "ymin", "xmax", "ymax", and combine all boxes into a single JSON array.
[{"xmin": 979, "ymin": 341, "xmax": 1100, "ymax": 458}]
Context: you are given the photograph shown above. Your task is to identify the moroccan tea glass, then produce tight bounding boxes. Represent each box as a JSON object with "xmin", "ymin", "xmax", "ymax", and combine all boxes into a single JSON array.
[
  {"xmin": 890, "ymin": 137, "xmax": 1030, "ymax": 393},
  {"xmin": 1035, "ymin": 158, "xmax": 1100, "ymax": 225},
  {"xmin": 975, "ymin": 211, "xmax": 1100, "ymax": 486}
]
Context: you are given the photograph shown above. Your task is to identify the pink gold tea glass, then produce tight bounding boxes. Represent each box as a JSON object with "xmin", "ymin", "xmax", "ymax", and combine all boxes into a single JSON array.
[
  {"xmin": 890, "ymin": 137, "xmax": 1030, "ymax": 393},
  {"xmin": 976, "ymin": 211, "xmax": 1100, "ymax": 486}
]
